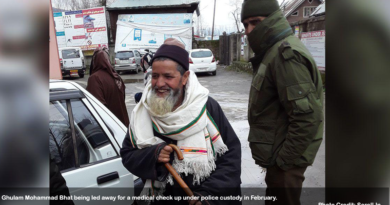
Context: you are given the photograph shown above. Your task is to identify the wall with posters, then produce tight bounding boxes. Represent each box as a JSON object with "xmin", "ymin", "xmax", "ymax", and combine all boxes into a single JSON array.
[
  {"xmin": 53, "ymin": 7, "xmax": 108, "ymax": 51},
  {"xmin": 115, "ymin": 13, "xmax": 193, "ymax": 52},
  {"xmin": 300, "ymin": 30, "xmax": 325, "ymax": 71}
]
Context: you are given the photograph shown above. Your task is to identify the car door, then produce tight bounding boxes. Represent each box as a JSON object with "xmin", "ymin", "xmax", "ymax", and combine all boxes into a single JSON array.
[
  {"xmin": 61, "ymin": 49, "xmax": 83, "ymax": 70},
  {"xmin": 134, "ymin": 50, "xmax": 141, "ymax": 68},
  {"xmin": 79, "ymin": 50, "xmax": 85, "ymax": 69},
  {"xmin": 49, "ymin": 92, "xmax": 134, "ymax": 203}
]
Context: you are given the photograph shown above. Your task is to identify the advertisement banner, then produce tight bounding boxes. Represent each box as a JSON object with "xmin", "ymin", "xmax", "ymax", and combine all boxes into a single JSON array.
[
  {"xmin": 301, "ymin": 30, "xmax": 325, "ymax": 71},
  {"xmin": 115, "ymin": 13, "xmax": 193, "ymax": 52},
  {"xmin": 295, "ymin": 26, "xmax": 300, "ymax": 38},
  {"xmin": 53, "ymin": 7, "xmax": 108, "ymax": 51}
]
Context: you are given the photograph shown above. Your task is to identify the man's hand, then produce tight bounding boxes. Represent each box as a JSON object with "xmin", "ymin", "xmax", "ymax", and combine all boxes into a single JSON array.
[
  {"xmin": 158, "ymin": 145, "xmax": 173, "ymax": 163},
  {"xmin": 189, "ymin": 200, "xmax": 202, "ymax": 205}
]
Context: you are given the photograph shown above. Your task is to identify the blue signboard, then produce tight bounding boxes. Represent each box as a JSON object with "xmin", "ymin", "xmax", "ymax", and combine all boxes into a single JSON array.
[
  {"xmin": 56, "ymin": 31, "xmax": 65, "ymax": 36},
  {"xmin": 53, "ymin": 12, "xmax": 62, "ymax": 17},
  {"xmin": 65, "ymin": 10, "xmax": 82, "ymax": 15},
  {"xmin": 134, "ymin": 29, "xmax": 142, "ymax": 41}
]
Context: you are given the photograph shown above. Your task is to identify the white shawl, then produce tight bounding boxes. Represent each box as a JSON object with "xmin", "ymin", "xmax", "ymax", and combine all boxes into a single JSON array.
[{"xmin": 129, "ymin": 71, "xmax": 228, "ymax": 194}]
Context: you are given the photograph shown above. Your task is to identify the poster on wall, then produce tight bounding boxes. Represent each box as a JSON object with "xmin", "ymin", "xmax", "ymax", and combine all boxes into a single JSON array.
[
  {"xmin": 301, "ymin": 30, "xmax": 325, "ymax": 71},
  {"xmin": 294, "ymin": 26, "xmax": 300, "ymax": 38},
  {"xmin": 115, "ymin": 13, "xmax": 193, "ymax": 52},
  {"xmin": 53, "ymin": 7, "xmax": 108, "ymax": 51}
]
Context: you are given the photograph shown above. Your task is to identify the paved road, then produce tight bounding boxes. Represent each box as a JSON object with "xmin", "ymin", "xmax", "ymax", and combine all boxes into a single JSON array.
[{"xmin": 71, "ymin": 65, "xmax": 325, "ymax": 196}]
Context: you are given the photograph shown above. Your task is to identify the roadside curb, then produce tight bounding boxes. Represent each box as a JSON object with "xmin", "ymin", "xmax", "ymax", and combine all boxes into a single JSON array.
[
  {"xmin": 123, "ymin": 79, "xmax": 143, "ymax": 84},
  {"xmin": 226, "ymin": 61, "xmax": 253, "ymax": 74}
]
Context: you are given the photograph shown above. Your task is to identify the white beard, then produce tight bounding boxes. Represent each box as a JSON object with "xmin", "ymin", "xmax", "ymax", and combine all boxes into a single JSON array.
[{"xmin": 149, "ymin": 87, "xmax": 182, "ymax": 116}]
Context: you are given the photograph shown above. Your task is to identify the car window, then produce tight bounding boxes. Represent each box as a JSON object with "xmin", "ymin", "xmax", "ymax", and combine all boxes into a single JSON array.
[
  {"xmin": 62, "ymin": 49, "xmax": 80, "ymax": 59},
  {"xmin": 116, "ymin": 51, "xmax": 134, "ymax": 58},
  {"xmin": 50, "ymin": 100, "xmax": 76, "ymax": 171},
  {"xmin": 71, "ymin": 99, "xmax": 118, "ymax": 165},
  {"xmin": 191, "ymin": 51, "xmax": 212, "ymax": 58},
  {"xmin": 50, "ymin": 99, "xmax": 118, "ymax": 172},
  {"xmin": 134, "ymin": 51, "xmax": 140, "ymax": 57}
]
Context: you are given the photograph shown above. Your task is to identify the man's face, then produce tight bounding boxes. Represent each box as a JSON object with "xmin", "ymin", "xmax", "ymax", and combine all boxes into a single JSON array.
[
  {"xmin": 150, "ymin": 59, "xmax": 189, "ymax": 115},
  {"xmin": 243, "ymin": 16, "xmax": 267, "ymax": 35},
  {"xmin": 151, "ymin": 60, "xmax": 189, "ymax": 99}
]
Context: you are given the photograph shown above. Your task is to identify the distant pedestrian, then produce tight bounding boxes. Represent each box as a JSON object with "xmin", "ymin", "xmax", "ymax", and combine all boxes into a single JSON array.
[
  {"xmin": 141, "ymin": 48, "xmax": 153, "ymax": 72},
  {"xmin": 87, "ymin": 47, "xmax": 129, "ymax": 126},
  {"xmin": 241, "ymin": 0, "xmax": 324, "ymax": 204}
]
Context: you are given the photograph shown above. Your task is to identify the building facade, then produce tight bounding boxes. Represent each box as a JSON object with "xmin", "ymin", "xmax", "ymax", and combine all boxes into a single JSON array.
[{"xmin": 281, "ymin": 0, "xmax": 323, "ymax": 23}]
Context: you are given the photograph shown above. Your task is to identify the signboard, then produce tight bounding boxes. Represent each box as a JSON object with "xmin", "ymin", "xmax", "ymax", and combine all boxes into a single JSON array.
[
  {"xmin": 301, "ymin": 30, "xmax": 325, "ymax": 71},
  {"xmin": 53, "ymin": 7, "xmax": 108, "ymax": 51},
  {"xmin": 294, "ymin": 26, "xmax": 300, "ymax": 38},
  {"xmin": 115, "ymin": 13, "xmax": 193, "ymax": 52}
]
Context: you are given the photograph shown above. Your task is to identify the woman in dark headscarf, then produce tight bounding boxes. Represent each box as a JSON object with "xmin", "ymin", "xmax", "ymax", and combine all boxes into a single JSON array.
[{"xmin": 86, "ymin": 47, "xmax": 129, "ymax": 126}]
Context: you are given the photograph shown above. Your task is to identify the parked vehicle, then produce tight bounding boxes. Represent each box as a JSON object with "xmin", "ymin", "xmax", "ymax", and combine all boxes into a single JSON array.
[
  {"xmin": 59, "ymin": 47, "xmax": 86, "ymax": 78},
  {"xmin": 144, "ymin": 67, "xmax": 152, "ymax": 86},
  {"xmin": 114, "ymin": 50, "xmax": 142, "ymax": 74},
  {"xmin": 189, "ymin": 49, "xmax": 217, "ymax": 75},
  {"xmin": 49, "ymin": 80, "xmax": 143, "ymax": 202}
]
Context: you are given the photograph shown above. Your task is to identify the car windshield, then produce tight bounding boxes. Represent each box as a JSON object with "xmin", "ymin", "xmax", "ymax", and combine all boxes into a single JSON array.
[
  {"xmin": 191, "ymin": 51, "xmax": 212, "ymax": 58},
  {"xmin": 62, "ymin": 49, "xmax": 80, "ymax": 59},
  {"xmin": 116, "ymin": 51, "xmax": 134, "ymax": 58}
]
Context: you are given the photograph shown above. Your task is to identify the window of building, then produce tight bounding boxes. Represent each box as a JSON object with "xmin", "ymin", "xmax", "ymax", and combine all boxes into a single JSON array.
[
  {"xmin": 291, "ymin": 11, "xmax": 299, "ymax": 16},
  {"xmin": 304, "ymin": 7, "xmax": 317, "ymax": 17}
]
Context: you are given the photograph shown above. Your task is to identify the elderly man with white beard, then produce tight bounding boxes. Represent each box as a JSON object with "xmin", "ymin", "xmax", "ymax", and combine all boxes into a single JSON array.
[{"xmin": 120, "ymin": 39, "xmax": 242, "ymax": 205}]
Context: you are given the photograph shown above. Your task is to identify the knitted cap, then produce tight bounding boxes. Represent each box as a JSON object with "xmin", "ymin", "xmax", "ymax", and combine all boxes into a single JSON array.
[
  {"xmin": 151, "ymin": 44, "xmax": 189, "ymax": 71},
  {"xmin": 241, "ymin": 0, "xmax": 280, "ymax": 22}
]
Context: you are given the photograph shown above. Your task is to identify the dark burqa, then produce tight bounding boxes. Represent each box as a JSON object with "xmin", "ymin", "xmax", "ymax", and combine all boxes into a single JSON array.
[{"xmin": 86, "ymin": 47, "xmax": 129, "ymax": 126}]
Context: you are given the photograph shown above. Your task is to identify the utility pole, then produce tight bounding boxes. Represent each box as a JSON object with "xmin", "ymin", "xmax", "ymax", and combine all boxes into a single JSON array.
[{"xmin": 211, "ymin": 0, "xmax": 216, "ymax": 40}]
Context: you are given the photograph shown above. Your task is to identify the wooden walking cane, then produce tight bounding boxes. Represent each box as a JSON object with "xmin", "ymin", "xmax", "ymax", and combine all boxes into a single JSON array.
[{"xmin": 164, "ymin": 144, "xmax": 194, "ymax": 197}]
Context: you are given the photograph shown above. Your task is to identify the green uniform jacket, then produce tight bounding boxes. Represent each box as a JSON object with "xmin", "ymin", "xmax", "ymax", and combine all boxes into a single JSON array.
[{"xmin": 247, "ymin": 10, "xmax": 324, "ymax": 170}]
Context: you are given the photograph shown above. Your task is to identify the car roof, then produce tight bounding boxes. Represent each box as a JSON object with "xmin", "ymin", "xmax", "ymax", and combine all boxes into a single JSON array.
[
  {"xmin": 116, "ymin": 50, "xmax": 138, "ymax": 53},
  {"xmin": 50, "ymin": 80, "xmax": 79, "ymax": 90},
  {"xmin": 190, "ymin": 49, "xmax": 212, "ymax": 52},
  {"xmin": 49, "ymin": 80, "xmax": 85, "ymax": 100}
]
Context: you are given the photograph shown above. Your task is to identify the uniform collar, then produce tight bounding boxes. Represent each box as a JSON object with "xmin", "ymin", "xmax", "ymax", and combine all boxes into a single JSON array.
[{"xmin": 248, "ymin": 10, "xmax": 293, "ymax": 68}]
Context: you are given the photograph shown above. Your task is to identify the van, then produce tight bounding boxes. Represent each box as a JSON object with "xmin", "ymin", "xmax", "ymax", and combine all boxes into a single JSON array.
[{"xmin": 59, "ymin": 47, "xmax": 86, "ymax": 78}]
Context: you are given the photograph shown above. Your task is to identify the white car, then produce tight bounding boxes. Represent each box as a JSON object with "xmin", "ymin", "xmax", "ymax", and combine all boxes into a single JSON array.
[
  {"xmin": 50, "ymin": 80, "xmax": 142, "ymax": 203},
  {"xmin": 189, "ymin": 49, "xmax": 217, "ymax": 75},
  {"xmin": 58, "ymin": 47, "xmax": 85, "ymax": 78}
]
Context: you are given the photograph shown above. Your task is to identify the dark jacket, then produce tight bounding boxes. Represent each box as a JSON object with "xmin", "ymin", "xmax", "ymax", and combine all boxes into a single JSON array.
[
  {"xmin": 50, "ymin": 155, "xmax": 74, "ymax": 205},
  {"xmin": 121, "ymin": 97, "xmax": 242, "ymax": 205},
  {"xmin": 247, "ymin": 10, "xmax": 324, "ymax": 170}
]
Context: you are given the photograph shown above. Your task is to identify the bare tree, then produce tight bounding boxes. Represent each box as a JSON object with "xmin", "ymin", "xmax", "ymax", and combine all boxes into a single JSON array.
[
  {"xmin": 196, "ymin": 14, "xmax": 206, "ymax": 37},
  {"xmin": 53, "ymin": 0, "xmax": 114, "ymax": 10},
  {"xmin": 80, "ymin": 0, "xmax": 97, "ymax": 9},
  {"xmin": 229, "ymin": 0, "xmax": 243, "ymax": 33},
  {"xmin": 279, "ymin": 0, "xmax": 288, "ymax": 12}
]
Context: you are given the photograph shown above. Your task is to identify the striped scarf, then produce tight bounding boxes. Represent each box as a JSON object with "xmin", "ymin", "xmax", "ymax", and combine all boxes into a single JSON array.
[{"xmin": 129, "ymin": 71, "xmax": 228, "ymax": 195}]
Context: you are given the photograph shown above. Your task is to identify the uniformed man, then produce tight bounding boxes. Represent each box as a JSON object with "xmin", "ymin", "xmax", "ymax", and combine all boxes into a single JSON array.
[{"xmin": 241, "ymin": 0, "xmax": 324, "ymax": 204}]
